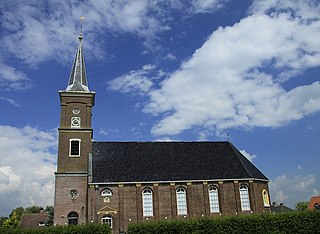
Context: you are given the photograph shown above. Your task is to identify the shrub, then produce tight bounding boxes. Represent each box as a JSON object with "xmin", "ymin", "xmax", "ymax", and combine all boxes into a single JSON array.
[
  {"xmin": 128, "ymin": 211, "xmax": 320, "ymax": 234},
  {"xmin": 0, "ymin": 224, "xmax": 111, "ymax": 234}
]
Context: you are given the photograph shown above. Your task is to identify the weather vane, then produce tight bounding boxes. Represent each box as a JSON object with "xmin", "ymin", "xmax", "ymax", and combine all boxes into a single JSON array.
[{"xmin": 79, "ymin": 16, "xmax": 85, "ymax": 41}]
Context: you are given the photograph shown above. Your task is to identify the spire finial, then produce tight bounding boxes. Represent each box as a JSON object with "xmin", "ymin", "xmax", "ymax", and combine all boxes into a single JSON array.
[{"xmin": 79, "ymin": 16, "xmax": 85, "ymax": 41}]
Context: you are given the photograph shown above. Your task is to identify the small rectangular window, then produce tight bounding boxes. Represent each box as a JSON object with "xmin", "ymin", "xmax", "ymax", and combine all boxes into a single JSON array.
[{"xmin": 69, "ymin": 139, "xmax": 80, "ymax": 157}]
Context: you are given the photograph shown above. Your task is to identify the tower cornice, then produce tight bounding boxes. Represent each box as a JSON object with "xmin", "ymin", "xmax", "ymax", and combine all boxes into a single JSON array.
[{"xmin": 59, "ymin": 90, "xmax": 95, "ymax": 106}]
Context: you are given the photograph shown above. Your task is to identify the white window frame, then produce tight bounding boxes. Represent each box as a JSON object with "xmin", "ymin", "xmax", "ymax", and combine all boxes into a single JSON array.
[
  {"xmin": 69, "ymin": 139, "xmax": 81, "ymax": 157},
  {"xmin": 176, "ymin": 187, "xmax": 187, "ymax": 215},
  {"xmin": 208, "ymin": 186, "xmax": 220, "ymax": 213},
  {"xmin": 239, "ymin": 185, "xmax": 251, "ymax": 211},
  {"xmin": 101, "ymin": 215, "xmax": 112, "ymax": 228},
  {"xmin": 142, "ymin": 188, "xmax": 153, "ymax": 217},
  {"xmin": 101, "ymin": 189, "xmax": 113, "ymax": 197}
]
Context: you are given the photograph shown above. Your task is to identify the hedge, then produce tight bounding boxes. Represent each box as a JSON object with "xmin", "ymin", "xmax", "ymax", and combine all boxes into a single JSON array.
[
  {"xmin": 0, "ymin": 224, "xmax": 111, "ymax": 234},
  {"xmin": 128, "ymin": 211, "xmax": 320, "ymax": 234}
]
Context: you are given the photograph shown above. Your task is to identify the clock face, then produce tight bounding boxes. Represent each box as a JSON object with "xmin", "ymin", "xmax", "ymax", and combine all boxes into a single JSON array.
[
  {"xmin": 71, "ymin": 117, "xmax": 81, "ymax": 127},
  {"xmin": 72, "ymin": 108, "xmax": 80, "ymax": 115}
]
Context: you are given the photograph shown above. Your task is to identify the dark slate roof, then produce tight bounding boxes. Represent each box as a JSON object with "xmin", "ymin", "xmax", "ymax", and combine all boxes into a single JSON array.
[{"xmin": 92, "ymin": 141, "xmax": 268, "ymax": 183}]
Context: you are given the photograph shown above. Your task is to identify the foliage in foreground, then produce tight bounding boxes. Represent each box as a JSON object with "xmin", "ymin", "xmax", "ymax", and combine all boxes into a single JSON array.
[
  {"xmin": 128, "ymin": 211, "xmax": 320, "ymax": 234},
  {"xmin": 0, "ymin": 223, "xmax": 111, "ymax": 234},
  {"xmin": 294, "ymin": 201, "xmax": 309, "ymax": 211}
]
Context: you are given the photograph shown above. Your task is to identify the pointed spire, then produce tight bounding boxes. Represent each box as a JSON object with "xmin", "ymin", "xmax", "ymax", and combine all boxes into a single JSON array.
[{"xmin": 66, "ymin": 17, "xmax": 89, "ymax": 92}]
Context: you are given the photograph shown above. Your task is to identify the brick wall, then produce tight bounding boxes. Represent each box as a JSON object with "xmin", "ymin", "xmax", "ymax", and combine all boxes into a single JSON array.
[
  {"xmin": 54, "ymin": 175, "xmax": 88, "ymax": 225},
  {"xmin": 90, "ymin": 180, "xmax": 270, "ymax": 233}
]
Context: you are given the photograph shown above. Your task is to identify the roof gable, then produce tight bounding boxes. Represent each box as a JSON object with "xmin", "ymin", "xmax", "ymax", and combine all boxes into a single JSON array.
[
  {"xmin": 92, "ymin": 141, "xmax": 268, "ymax": 183},
  {"xmin": 308, "ymin": 196, "xmax": 320, "ymax": 210}
]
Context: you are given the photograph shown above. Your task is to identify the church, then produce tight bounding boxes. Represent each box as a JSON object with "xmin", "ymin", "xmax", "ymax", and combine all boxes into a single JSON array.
[{"xmin": 53, "ymin": 33, "xmax": 271, "ymax": 233}]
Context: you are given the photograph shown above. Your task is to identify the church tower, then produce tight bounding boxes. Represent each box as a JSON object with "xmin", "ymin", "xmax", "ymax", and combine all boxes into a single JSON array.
[{"xmin": 54, "ymin": 30, "xmax": 95, "ymax": 225}]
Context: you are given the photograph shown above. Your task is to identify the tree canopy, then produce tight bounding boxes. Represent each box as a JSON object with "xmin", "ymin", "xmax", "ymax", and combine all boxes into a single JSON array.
[{"xmin": 295, "ymin": 201, "xmax": 309, "ymax": 211}]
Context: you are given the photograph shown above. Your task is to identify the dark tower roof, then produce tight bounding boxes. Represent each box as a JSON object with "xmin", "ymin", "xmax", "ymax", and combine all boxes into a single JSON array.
[
  {"xmin": 91, "ymin": 141, "xmax": 268, "ymax": 183},
  {"xmin": 66, "ymin": 33, "xmax": 89, "ymax": 92}
]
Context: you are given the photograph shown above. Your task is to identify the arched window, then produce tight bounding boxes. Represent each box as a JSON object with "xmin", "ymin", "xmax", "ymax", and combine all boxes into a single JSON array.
[
  {"xmin": 239, "ymin": 185, "xmax": 251, "ymax": 211},
  {"xmin": 176, "ymin": 187, "xmax": 187, "ymax": 215},
  {"xmin": 262, "ymin": 189, "xmax": 270, "ymax": 207},
  {"xmin": 69, "ymin": 139, "xmax": 81, "ymax": 157},
  {"xmin": 101, "ymin": 215, "xmax": 112, "ymax": 228},
  {"xmin": 142, "ymin": 188, "xmax": 153, "ymax": 216},
  {"xmin": 101, "ymin": 188, "xmax": 113, "ymax": 203},
  {"xmin": 67, "ymin": 211, "xmax": 78, "ymax": 225},
  {"xmin": 208, "ymin": 186, "xmax": 220, "ymax": 213},
  {"xmin": 101, "ymin": 189, "xmax": 112, "ymax": 197}
]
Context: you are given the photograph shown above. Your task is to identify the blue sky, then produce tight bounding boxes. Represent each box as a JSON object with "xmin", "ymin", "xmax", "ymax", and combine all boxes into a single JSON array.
[{"xmin": 0, "ymin": 0, "xmax": 320, "ymax": 216}]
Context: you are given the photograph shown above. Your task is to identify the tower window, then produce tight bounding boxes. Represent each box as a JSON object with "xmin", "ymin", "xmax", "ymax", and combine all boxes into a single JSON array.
[{"xmin": 69, "ymin": 139, "xmax": 81, "ymax": 157}]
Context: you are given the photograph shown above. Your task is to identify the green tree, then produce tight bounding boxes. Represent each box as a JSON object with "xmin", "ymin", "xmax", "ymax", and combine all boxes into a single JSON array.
[
  {"xmin": 295, "ymin": 201, "xmax": 309, "ymax": 211},
  {"xmin": 24, "ymin": 206, "xmax": 43, "ymax": 213},
  {"xmin": 45, "ymin": 205, "xmax": 54, "ymax": 226},
  {"xmin": 2, "ymin": 211, "xmax": 19, "ymax": 228},
  {"xmin": 0, "ymin": 216, "xmax": 8, "ymax": 226},
  {"xmin": 9, "ymin": 207, "xmax": 24, "ymax": 221}
]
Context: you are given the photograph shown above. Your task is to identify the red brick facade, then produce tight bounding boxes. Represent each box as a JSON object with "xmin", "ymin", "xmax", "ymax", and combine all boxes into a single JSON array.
[{"xmin": 86, "ymin": 180, "xmax": 270, "ymax": 233}]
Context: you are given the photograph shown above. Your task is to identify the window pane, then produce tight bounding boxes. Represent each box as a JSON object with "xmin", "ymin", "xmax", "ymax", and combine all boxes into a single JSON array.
[
  {"xmin": 239, "ymin": 185, "xmax": 250, "ymax": 211},
  {"xmin": 142, "ymin": 188, "xmax": 153, "ymax": 216},
  {"xmin": 176, "ymin": 188, "xmax": 187, "ymax": 215},
  {"xmin": 101, "ymin": 216, "xmax": 112, "ymax": 228},
  {"xmin": 101, "ymin": 189, "xmax": 112, "ymax": 197},
  {"xmin": 70, "ymin": 141, "xmax": 80, "ymax": 156},
  {"xmin": 209, "ymin": 186, "xmax": 219, "ymax": 213},
  {"xmin": 262, "ymin": 190, "xmax": 270, "ymax": 207}
]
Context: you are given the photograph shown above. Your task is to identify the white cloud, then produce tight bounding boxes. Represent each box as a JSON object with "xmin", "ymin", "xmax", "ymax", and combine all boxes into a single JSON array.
[
  {"xmin": 269, "ymin": 174, "xmax": 319, "ymax": 208},
  {"xmin": 107, "ymin": 65, "xmax": 154, "ymax": 94},
  {"xmin": 191, "ymin": 0, "xmax": 229, "ymax": 13},
  {"xmin": 0, "ymin": 0, "xmax": 172, "ymax": 67},
  {"xmin": 164, "ymin": 53, "xmax": 176, "ymax": 61},
  {"xmin": 141, "ymin": 1, "xmax": 320, "ymax": 136},
  {"xmin": 0, "ymin": 96, "xmax": 20, "ymax": 107},
  {"xmin": 0, "ymin": 63, "xmax": 32, "ymax": 90},
  {"xmin": 0, "ymin": 125, "xmax": 57, "ymax": 216}
]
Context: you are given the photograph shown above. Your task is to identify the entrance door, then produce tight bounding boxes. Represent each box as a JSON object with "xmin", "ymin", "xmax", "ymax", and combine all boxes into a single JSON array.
[
  {"xmin": 68, "ymin": 212, "xmax": 78, "ymax": 225},
  {"xmin": 101, "ymin": 215, "xmax": 112, "ymax": 228}
]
